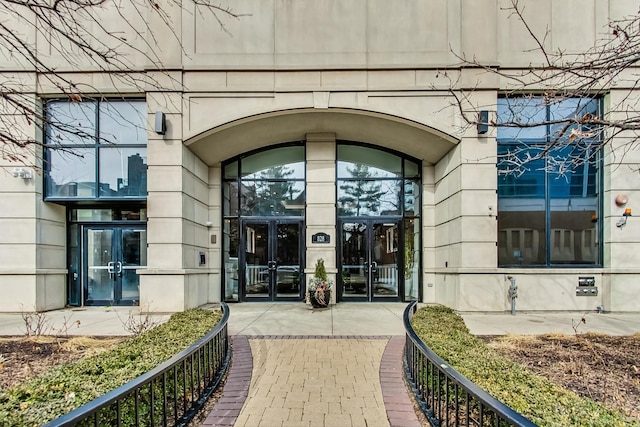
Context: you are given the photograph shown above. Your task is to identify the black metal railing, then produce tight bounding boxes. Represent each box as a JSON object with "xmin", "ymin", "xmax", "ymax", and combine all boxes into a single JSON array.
[
  {"xmin": 403, "ymin": 301, "xmax": 537, "ymax": 427},
  {"xmin": 45, "ymin": 303, "xmax": 231, "ymax": 427}
]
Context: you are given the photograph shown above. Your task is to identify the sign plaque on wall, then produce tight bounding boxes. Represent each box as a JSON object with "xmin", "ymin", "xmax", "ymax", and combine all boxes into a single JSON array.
[{"xmin": 312, "ymin": 232, "xmax": 330, "ymax": 244}]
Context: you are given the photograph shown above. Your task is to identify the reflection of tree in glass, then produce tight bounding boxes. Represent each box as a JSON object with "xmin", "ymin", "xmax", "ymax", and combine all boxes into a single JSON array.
[
  {"xmin": 245, "ymin": 166, "xmax": 301, "ymax": 215},
  {"xmin": 338, "ymin": 165, "xmax": 386, "ymax": 216}
]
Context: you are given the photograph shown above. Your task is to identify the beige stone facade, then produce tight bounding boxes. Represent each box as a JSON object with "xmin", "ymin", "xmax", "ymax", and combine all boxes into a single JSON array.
[{"xmin": 1, "ymin": 0, "xmax": 639, "ymax": 312}]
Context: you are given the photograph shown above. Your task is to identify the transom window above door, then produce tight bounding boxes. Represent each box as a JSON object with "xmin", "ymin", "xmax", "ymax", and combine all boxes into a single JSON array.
[
  {"xmin": 44, "ymin": 99, "xmax": 147, "ymax": 201},
  {"xmin": 337, "ymin": 143, "xmax": 420, "ymax": 217},
  {"xmin": 223, "ymin": 144, "xmax": 306, "ymax": 217}
]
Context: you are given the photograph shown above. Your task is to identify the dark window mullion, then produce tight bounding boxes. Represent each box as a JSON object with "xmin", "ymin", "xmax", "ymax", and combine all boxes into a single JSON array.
[
  {"xmin": 545, "ymin": 105, "xmax": 552, "ymax": 266},
  {"xmin": 94, "ymin": 101, "xmax": 101, "ymax": 200}
]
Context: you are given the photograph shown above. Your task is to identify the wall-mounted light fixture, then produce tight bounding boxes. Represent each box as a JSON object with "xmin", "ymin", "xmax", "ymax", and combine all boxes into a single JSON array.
[
  {"xmin": 154, "ymin": 111, "xmax": 166, "ymax": 135},
  {"xmin": 616, "ymin": 208, "xmax": 632, "ymax": 228},
  {"xmin": 477, "ymin": 110, "xmax": 489, "ymax": 135},
  {"xmin": 11, "ymin": 168, "xmax": 33, "ymax": 180}
]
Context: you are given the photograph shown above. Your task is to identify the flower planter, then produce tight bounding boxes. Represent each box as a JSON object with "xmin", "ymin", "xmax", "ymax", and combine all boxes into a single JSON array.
[{"xmin": 309, "ymin": 290, "xmax": 331, "ymax": 308}]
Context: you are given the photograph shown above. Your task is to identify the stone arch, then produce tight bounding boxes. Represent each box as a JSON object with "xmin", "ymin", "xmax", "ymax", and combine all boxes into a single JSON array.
[{"xmin": 185, "ymin": 108, "xmax": 459, "ymax": 166}]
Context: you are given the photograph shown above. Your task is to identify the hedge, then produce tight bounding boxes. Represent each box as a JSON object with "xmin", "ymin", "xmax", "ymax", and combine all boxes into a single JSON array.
[
  {"xmin": 0, "ymin": 308, "xmax": 222, "ymax": 427},
  {"xmin": 410, "ymin": 305, "xmax": 634, "ymax": 427}
]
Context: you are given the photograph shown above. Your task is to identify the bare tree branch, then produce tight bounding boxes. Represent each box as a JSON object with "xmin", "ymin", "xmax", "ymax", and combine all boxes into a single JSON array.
[
  {"xmin": 452, "ymin": 0, "xmax": 640, "ymax": 174},
  {"xmin": 0, "ymin": 0, "xmax": 243, "ymax": 165}
]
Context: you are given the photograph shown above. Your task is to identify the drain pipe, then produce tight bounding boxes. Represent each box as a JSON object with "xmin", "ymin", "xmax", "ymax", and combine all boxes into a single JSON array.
[{"xmin": 507, "ymin": 276, "xmax": 518, "ymax": 315}]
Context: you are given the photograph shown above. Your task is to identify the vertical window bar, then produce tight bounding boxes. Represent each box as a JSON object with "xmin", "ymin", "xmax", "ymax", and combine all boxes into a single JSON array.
[{"xmin": 94, "ymin": 101, "xmax": 100, "ymax": 198}]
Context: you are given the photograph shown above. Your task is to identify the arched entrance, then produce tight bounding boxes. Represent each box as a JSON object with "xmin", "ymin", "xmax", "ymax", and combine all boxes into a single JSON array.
[{"xmin": 185, "ymin": 108, "xmax": 458, "ymax": 305}]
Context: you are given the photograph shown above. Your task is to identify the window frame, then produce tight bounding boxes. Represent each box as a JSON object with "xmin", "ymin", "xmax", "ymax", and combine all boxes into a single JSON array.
[
  {"xmin": 43, "ymin": 98, "xmax": 148, "ymax": 202},
  {"xmin": 496, "ymin": 96, "xmax": 603, "ymax": 267}
]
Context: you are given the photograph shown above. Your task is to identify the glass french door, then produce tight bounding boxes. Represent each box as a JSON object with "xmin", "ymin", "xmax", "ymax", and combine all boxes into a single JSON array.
[
  {"xmin": 340, "ymin": 220, "xmax": 401, "ymax": 302},
  {"xmin": 242, "ymin": 220, "xmax": 303, "ymax": 301},
  {"xmin": 84, "ymin": 226, "xmax": 147, "ymax": 305}
]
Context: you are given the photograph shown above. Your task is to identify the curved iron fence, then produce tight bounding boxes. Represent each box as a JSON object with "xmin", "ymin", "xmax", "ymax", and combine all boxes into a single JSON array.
[
  {"xmin": 403, "ymin": 301, "xmax": 537, "ymax": 427},
  {"xmin": 44, "ymin": 303, "xmax": 231, "ymax": 427}
]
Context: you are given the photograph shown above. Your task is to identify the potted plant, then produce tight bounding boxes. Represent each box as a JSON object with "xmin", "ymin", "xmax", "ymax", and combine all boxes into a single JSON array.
[{"xmin": 307, "ymin": 258, "xmax": 333, "ymax": 308}]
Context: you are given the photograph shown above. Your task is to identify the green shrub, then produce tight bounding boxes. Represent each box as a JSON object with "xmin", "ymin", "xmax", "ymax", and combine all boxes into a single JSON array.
[
  {"xmin": 410, "ymin": 305, "xmax": 634, "ymax": 427},
  {"xmin": 0, "ymin": 308, "xmax": 222, "ymax": 427}
]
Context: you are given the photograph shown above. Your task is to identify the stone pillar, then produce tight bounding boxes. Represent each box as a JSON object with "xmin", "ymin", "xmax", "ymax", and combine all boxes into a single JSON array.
[
  {"xmin": 140, "ymin": 73, "xmax": 211, "ymax": 312},
  {"xmin": 305, "ymin": 133, "xmax": 337, "ymax": 302},
  {"xmin": 0, "ymin": 90, "xmax": 66, "ymax": 312}
]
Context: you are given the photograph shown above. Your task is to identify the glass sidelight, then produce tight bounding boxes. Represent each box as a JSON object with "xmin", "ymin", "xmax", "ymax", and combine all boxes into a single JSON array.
[
  {"xmin": 84, "ymin": 226, "xmax": 146, "ymax": 305},
  {"xmin": 242, "ymin": 220, "xmax": 302, "ymax": 301},
  {"xmin": 340, "ymin": 220, "xmax": 400, "ymax": 301}
]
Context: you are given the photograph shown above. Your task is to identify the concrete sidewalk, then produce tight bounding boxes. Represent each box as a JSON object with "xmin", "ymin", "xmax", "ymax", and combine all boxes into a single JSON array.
[
  {"xmin": 0, "ymin": 303, "xmax": 638, "ymax": 337},
  {"xmin": 461, "ymin": 310, "xmax": 640, "ymax": 336},
  {"xmin": 0, "ymin": 306, "xmax": 171, "ymax": 336},
  {"xmin": 227, "ymin": 303, "xmax": 406, "ymax": 336}
]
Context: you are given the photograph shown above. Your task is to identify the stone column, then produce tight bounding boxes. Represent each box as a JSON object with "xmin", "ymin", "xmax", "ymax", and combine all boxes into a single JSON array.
[
  {"xmin": 141, "ymin": 72, "xmax": 211, "ymax": 312},
  {"xmin": 0, "ymin": 88, "xmax": 66, "ymax": 312},
  {"xmin": 305, "ymin": 133, "xmax": 337, "ymax": 303}
]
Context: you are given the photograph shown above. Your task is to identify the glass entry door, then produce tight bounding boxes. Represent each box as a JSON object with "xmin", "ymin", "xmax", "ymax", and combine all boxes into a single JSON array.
[
  {"xmin": 84, "ymin": 226, "xmax": 147, "ymax": 305},
  {"xmin": 340, "ymin": 220, "xmax": 401, "ymax": 301},
  {"xmin": 242, "ymin": 220, "xmax": 302, "ymax": 301}
]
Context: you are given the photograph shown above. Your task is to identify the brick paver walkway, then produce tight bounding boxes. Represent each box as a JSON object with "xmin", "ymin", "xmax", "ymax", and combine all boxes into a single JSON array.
[{"xmin": 202, "ymin": 336, "xmax": 420, "ymax": 427}]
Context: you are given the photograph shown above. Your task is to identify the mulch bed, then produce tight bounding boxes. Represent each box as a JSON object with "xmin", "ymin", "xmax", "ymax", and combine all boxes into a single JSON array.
[{"xmin": 481, "ymin": 333, "xmax": 640, "ymax": 420}]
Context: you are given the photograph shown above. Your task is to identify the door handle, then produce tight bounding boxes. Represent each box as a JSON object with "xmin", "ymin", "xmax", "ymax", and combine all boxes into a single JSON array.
[
  {"xmin": 370, "ymin": 261, "xmax": 378, "ymax": 273},
  {"xmin": 107, "ymin": 261, "xmax": 115, "ymax": 279},
  {"xmin": 268, "ymin": 261, "xmax": 277, "ymax": 271},
  {"xmin": 116, "ymin": 261, "xmax": 123, "ymax": 277}
]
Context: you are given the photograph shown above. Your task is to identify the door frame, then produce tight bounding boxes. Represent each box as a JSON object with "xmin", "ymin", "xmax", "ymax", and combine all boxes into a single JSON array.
[
  {"xmin": 80, "ymin": 224, "xmax": 146, "ymax": 306},
  {"xmin": 338, "ymin": 218, "xmax": 403, "ymax": 302},
  {"xmin": 240, "ymin": 218, "xmax": 305, "ymax": 302}
]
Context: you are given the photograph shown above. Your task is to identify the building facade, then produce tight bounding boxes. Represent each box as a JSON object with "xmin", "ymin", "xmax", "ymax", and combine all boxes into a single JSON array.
[{"xmin": 1, "ymin": 0, "xmax": 639, "ymax": 313}]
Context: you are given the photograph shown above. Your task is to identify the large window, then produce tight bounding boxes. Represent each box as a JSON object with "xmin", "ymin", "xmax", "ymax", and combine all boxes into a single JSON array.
[
  {"xmin": 337, "ymin": 142, "xmax": 421, "ymax": 301},
  {"xmin": 222, "ymin": 143, "xmax": 306, "ymax": 302},
  {"xmin": 44, "ymin": 99, "xmax": 147, "ymax": 200},
  {"xmin": 497, "ymin": 97, "xmax": 601, "ymax": 266}
]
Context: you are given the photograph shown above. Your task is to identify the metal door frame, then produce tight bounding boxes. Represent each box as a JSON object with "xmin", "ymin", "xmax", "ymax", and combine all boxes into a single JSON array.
[
  {"xmin": 240, "ymin": 218, "xmax": 304, "ymax": 302},
  {"xmin": 338, "ymin": 218, "xmax": 403, "ymax": 302},
  {"xmin": 81, "ymin": 225, "xmax": 145, "ymax": 306}
]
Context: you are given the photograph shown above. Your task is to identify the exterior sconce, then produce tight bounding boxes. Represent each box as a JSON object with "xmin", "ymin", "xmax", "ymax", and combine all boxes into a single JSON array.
[
  {"xmin": 615, "ymin": 194, "xmax": 628, "ymax": 207},
  {"xmin": 616, "ymin": 208, "xmax": 632, "ymax": 228},
  {"xmin": 11, "ymin": 167, "xmax": 33, "ymax": 180},
  {"xmin": 477, "ymin": 110, "xmax": 489, "ymax": 135},
  {"xmin": 154, "ymin": 111, "xmax": 166, "ymax": 135}
]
